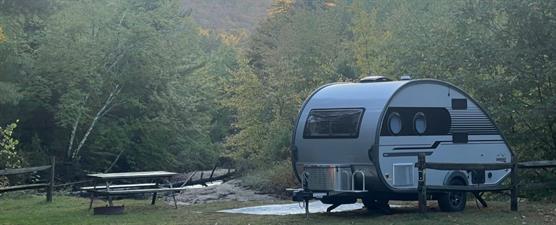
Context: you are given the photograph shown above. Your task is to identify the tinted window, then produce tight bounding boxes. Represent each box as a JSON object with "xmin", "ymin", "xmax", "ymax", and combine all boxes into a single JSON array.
[
  {"xmin": 452, "ymin": 99, "xmax": 468, "ymax": 110},
  {"xmin": 380, "ymin": 107, "xmax": 451, "ymax": 136},
  {"xmin": 413, "ymin": 112, "xmax": 427, "ymax": 134},
  {"xmin": 388, "ymin": 112, "xmax": 402, "ymax": 135},
  {"xmin": 303, "ymin": 108, "xmax": 364, "ymax": 138}
]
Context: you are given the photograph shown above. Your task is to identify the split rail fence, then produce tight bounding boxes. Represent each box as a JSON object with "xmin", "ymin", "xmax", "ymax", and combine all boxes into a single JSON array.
[{"xmin": 0, "ymin": 156, "xmax": 56, "ymax": 202}]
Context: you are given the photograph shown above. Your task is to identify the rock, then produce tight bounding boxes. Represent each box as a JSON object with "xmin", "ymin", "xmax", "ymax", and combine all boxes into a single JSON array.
[{"xmin": 172, "ymin": 179, "xmax": 276, "ymax": 205}]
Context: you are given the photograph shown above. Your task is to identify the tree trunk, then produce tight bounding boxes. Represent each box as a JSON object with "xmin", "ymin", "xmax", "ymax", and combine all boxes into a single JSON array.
[
  {"xmin": 71, "ymin": 85, "xmax": 121, "ymax": 160},
  {"xmin": 67, "ymin": 95, "xmax": 88, "ymax": 158},
  {"xmin": 104, "ymin": 148, "xmax": 126, "ymax": 173}
]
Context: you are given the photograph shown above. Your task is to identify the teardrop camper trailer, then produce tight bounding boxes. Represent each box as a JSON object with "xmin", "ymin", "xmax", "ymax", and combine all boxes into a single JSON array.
[{"xmin": 291, "ymin": 78, "xmax": 513, "ymax": 212}]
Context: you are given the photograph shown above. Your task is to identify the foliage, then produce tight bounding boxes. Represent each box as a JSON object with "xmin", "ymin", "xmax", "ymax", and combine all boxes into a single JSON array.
[
  {"xmin": 0, "ymin": 81, "xmax": 22, "ymax": 105},
  {"xmin": 225, "ymin": 1, "xmax": 357, "ymax": 166},
  {"xmin": 0, "ymin": 120, "xmax": 22, "ymax": 169},
  {"xmin": 241, "ymin": 160, "xmax": 298, "ymax": 197},
  {"xmin": 0, "ymin": 0, "xmax": 238, "ymax": 176},
  {"xmin": 0, "ymin": 25, "xmax": 5, "ymax": 43},
  {"xmin": 348, "ymin": 0, "xmax": 556, "ymax": 161},
  {"xmin": 183, "ymin": 0, "xmax": 272, "ymax": 33}
]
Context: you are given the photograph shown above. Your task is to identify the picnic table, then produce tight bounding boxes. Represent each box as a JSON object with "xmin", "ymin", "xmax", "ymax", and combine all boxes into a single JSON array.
[{"xmin": 84, "ymin": 171, "xmax": 185, "ymax": 213}]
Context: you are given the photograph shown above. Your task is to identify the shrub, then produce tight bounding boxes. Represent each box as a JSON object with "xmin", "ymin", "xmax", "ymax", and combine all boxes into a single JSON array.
[
  {"xmin": 0, "ymin": 120, "xmax": 22, "ymax": 169},
  {"xmin": 0, "ymin": 120, "xmax": 22, "ymax": 187},
  {"xmin": 241, "ymin": 160, "xmax": 299, "ymax": 198}
]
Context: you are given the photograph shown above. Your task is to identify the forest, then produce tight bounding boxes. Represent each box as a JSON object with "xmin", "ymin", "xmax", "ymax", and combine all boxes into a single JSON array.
[{"xmin": 0, "ymin": 0, "xmax": 555, "ymax": 188}]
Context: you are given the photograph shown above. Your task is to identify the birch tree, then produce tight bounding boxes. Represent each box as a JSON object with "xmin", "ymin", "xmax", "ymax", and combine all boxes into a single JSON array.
[{"xmin": 66, "ymin": 85, "xmax": 121, "ymax": 160}]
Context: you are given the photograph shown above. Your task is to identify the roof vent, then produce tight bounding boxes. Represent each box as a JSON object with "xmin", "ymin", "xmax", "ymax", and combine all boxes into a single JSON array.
[
  {"xmin": 359, "ymin": 76, "xmax": 392, "ymax": 83},
  {"xmin": 400, "ymin": 75, "xmax": 412, "ymax": 80}
]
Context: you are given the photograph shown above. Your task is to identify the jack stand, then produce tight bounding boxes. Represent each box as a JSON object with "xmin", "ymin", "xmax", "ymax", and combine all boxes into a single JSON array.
[
  {"xmin": 473, "ymin": 192, "xmax": 488, "ymax": 208},
  {"xmin": 304, "ymin": 199, "xmax": 310, "ymax": 219},
  {"xmin": 326, "ymin": 203, "xmax": 340, "ymax": 212}
]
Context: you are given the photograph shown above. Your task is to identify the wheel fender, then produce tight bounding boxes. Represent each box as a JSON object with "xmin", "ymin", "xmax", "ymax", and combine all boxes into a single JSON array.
[{"xmin": 443, "ymin": 171, "xmax": 469, "ymax": 185}]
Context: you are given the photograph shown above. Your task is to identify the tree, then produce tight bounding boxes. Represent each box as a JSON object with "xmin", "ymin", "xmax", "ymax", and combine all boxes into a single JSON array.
[
  {"xmin": 0, "ymin": 22, "xmax": 22, "ymax": 105},
  {"xmin": 349, "ymin": 0, "xmax": 556, "ymax": 160},
  {"xmin": 227, "ymin": 1, "xmax": 357, "ymax": 165},
  {"xmin": 0, "ymin": 0, "xmax": 234, "ymax": 175},
  {"xmin": 0, "ymin": 25, "xmax": 5, "ymax": 43},
  {"xmin": 32, "ymin": 0, "xmax": 227, "ymax": 170}
]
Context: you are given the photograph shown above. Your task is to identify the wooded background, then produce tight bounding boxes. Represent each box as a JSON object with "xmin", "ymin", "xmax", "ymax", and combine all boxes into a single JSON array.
[{"xmin": 0, "ymin": 0, "xmax": 554, "ymax": 184}]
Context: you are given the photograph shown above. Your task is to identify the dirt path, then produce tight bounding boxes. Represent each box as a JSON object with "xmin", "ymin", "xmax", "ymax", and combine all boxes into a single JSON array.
[{"xmin": 173, "ymin": 179, "xmax": 276, "ymax": 205}]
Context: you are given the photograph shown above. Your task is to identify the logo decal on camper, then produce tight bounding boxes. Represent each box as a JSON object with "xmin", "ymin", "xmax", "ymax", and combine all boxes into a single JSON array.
[{"xmin": 496, "ymin": 154, "xmax": 507, "ymax": 162}]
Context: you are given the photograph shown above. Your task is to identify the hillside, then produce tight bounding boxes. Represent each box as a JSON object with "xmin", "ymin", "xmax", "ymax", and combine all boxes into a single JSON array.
[{"xmin": 182, "ymin": 0, "xmax": 273, "ymax": 32}]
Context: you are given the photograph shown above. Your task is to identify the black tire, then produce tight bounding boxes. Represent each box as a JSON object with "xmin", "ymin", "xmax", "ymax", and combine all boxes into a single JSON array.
[
  {"xmin": 438, "ymin": 178, "xmax": 467, "ymax": 212},
  {"xmin": 362, "ymin": 198, "xmax": 376, "ymax": 209}
]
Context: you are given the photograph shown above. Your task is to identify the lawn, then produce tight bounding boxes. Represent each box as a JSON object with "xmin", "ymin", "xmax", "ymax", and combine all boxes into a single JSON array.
[{"xmin": 0, "ymin": 194, "xmax": 554, "ymax": 225}]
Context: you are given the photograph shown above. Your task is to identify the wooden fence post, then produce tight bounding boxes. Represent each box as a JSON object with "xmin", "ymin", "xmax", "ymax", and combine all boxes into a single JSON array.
[
  {"xmin": 417, "ymin": 153, "xmax": 427, "ymax": 213},
  {"xmin": 46, "ymin": 156, "xmax": 55, "ymax": 202},
  {"xmin": 510, "ymin": 162, "xmax": 518, "ymax": 211}
]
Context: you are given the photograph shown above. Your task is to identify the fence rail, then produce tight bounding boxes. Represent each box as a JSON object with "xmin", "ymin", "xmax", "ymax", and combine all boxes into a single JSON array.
[
  {"xmin": 0, "ymin": 156, "xmax": 56, "ymax": 202},
  {"xmin": 517, "ymin": 160, "xmax": 556, "ymax": 169},
  {"xmin": 0, "ymin": 165, "xmax": 51, "ymax": 176}
]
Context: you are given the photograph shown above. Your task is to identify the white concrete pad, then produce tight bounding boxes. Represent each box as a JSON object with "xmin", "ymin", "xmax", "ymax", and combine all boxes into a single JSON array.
[{"xmin": 218, "ymin": 201, "xmax": 365, "ymax": 215}]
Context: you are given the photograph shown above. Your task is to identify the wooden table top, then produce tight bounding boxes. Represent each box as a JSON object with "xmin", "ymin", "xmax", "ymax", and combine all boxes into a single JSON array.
[{"xmin": 87, "ymin": 171, "xmax": 177, "ymax": 180}]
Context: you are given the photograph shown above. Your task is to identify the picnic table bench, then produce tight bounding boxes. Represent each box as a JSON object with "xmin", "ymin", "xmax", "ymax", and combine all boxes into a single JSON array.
[
  {"xmin": 80, "ymin": 183, "xmax": 158, "ymax": 191},
  {"xmin": 83, "ymin": 171, "xmax": 186, "ymax": 214}
]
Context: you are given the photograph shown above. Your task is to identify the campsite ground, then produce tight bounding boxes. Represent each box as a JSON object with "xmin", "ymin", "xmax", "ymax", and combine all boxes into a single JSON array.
[{"xmin": 1, "ymin": 195, "xmax": 555, "ymax": 225}]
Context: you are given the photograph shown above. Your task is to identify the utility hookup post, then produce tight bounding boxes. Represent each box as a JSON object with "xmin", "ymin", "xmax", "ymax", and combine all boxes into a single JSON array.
[{"xmin": 417, "ymin": 153, "xmax": 427, "ymax": 214}]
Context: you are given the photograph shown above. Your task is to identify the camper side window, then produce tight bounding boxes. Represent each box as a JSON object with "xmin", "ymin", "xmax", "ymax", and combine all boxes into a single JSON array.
[
  {"xmin": 413, "ymin": 112, "xmax": 427, "ymax": 134},
  {"xmin": 380, "ymin": 107, "xmax": 450, "ymax": 136},
  {"xmin": 388, "ymin": 112, "xmax": 402, "ymax": 135},
  {"xmin": 303, "ymin": 108, "xmax": 364, "ymax": 138}
]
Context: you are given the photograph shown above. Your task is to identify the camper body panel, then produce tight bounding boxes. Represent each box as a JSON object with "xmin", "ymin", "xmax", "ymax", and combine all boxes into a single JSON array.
[
  {"xmin": 379, "ymin": 135, "xmax": 510, "ymax": 189},
  {"xmin": 294, "ymin": 82, "xmax": 408, "ymax": 191},
  {"xmin": 377, "ymin": 82, "xmax": 512, "ymax": 191}
]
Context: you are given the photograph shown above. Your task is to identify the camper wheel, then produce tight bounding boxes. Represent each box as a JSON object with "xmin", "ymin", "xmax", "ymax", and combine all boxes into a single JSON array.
[{"xmin": 438, "ymin": 178, "xmax": 467, "ymax": 212}]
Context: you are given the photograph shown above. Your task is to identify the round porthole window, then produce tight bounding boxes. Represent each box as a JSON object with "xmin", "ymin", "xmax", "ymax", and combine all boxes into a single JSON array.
[
  {"xmin": 388, "ymin": 112, "xmax": 402, "ymax": 135},
  {"xmin": 414, "ymin": 112, "xmax": 427, "ymax": 135}
]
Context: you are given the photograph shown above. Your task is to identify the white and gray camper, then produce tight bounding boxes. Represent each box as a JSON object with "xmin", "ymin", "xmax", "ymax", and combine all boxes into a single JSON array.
[{"xmin": 290, "ymin": 78, "xmax": 513, "ymax": 212}]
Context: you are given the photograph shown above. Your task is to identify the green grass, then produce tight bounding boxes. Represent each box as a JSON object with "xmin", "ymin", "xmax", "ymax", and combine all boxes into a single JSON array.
[{"xmin": 0, "ymin": 194, "xmax": 555, "ymax": 225}]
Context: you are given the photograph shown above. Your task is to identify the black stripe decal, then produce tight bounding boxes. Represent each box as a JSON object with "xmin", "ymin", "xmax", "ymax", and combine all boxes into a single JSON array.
[
  {"xmin": 451, "ymin": 131, "xmax": 498, "ymax": 133},
  {"xmin": 392, "ymin": 141, "xmax": 446, "ymax": 150},
  {"xmin": 383, "ymin": 152, "xmax": 433, "ymax": 157},
  {"xmin": 379, "ymin": 143, "xmax": 431, "ymax": 147},
  {"xmin": 444, "ymin": 142, "xmax": 504, "ymax": 145}
]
